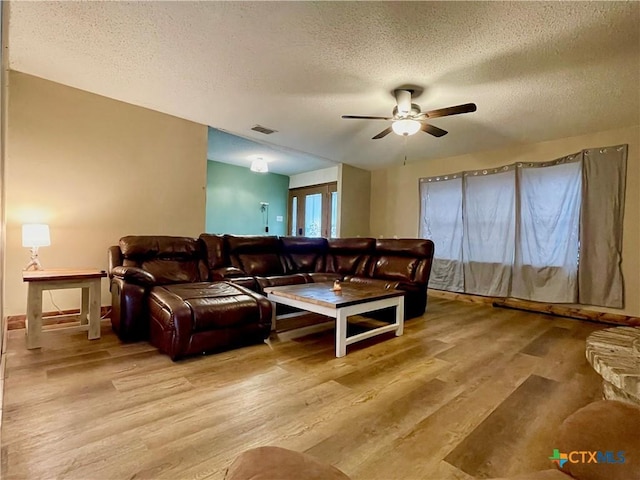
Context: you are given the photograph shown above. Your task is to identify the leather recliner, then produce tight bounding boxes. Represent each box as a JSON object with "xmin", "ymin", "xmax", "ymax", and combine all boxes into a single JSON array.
[{"xmin": 109, "ymin": 235, "xmax": 272, "ymax": 359}]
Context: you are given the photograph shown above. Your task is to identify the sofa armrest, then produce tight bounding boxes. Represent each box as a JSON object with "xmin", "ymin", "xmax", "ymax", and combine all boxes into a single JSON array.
[
  {"xmin": 108, "ymin": 246, "xmax": 123, "ymax": 276},
  {"xmin": 110, "ymin": 278, "xmax": 150, "ymax": 342},
  {"xmin": 111, "ymin": 266, "xmax": 157, "ymax": 286},
  {"xmin": 148, "ymin": 288, "xmax": 194, "ymax": 360},
  {"xmin": 210, "ymin": 266, "xmax": 247, "ymax": 280}
]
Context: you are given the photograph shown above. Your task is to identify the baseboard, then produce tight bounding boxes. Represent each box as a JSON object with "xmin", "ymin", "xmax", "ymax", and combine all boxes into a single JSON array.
[
  {"xmin": 428, "ymin": 290, "xmax": 495, "ymax": 305},
  {"xmin": 6, "ymin": 306, "xmax": 112, "ymax": 330},
  {"xmin": 428, "ymin": 289, "xmax": 640, "ymax": 327}
]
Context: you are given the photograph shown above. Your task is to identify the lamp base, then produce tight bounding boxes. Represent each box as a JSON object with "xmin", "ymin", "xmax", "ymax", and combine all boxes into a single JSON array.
[{"xmin": 24, "ymin": 247, "xmax": 43, "ymax": 271}]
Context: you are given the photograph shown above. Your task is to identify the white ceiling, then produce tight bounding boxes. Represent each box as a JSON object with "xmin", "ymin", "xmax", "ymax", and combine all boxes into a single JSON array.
[{"xmin": 8, "ymin": 1, "xmax": 640, "ymax": 176}]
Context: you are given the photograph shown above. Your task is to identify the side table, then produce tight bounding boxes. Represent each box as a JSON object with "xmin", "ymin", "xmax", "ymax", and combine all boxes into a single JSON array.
[{"xmin": 22, "ymin": 269, "xmax": 107, "ymax": 349}]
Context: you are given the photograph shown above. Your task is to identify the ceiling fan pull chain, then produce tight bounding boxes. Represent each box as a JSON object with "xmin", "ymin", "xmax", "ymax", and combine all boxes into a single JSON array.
[{"xmin": 403, "ymin": 135, "xmax": 408, "ymax": 166}]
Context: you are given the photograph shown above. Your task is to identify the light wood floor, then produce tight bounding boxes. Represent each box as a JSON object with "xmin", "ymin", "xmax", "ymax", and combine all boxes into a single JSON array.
[{"xmin": 1, "ymin": 297, "xmax": 606, "ymax": 480}]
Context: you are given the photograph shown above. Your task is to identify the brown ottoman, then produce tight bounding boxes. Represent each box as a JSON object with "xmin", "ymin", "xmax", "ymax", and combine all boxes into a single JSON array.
[
  {"xmin": 225, "ymin": 446, "xmax": 350, "ymax": 480},
  {"xmin": 148, "ymin": 281, "xmax": 272, "ymax": 360}
]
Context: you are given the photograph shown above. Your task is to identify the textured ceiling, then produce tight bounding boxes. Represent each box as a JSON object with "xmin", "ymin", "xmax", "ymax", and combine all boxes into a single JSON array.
[{"xmin": 8, "ymin": 1, "xmax": 640, "ymax": 175}]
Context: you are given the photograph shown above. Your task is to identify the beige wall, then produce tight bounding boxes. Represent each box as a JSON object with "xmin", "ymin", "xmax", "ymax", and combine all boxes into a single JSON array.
[
  {"xmin": 289, "ymin": 166, "xmax": 339, "ymax": 189},
  {"xmin": 4, "ymin": 72, "xmax": 208, "ymax": 316},
  {"xmin": 1, "ymin": 2, "xmax": 9, "ymax": 347},
  {"xmin": 339, "ymin": 163, "xmax": 371, "ymax": 238},
  {"xmin": 370, "ymin": 125, "xmax": 640, "ymax": 317}
]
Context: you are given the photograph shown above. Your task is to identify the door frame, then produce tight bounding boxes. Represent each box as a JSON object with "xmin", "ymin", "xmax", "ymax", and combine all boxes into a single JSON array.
[{"xmin": 287, "ymin": 182, "xmax": 337, "ymax": 238}]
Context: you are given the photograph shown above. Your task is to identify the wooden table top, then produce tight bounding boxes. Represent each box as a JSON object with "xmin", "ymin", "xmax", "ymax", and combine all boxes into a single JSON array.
[
  {"xmin": 264, "ymin": 282, "xmax": 404, "ymax": 309},
  {"xmin": 22, "ymin": 269, "xmax": 107, "ymax": 282}
]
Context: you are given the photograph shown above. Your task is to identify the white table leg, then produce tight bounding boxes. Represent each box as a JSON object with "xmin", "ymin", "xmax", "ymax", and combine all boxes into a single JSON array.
[
  {"xmin": 88, "ymin": 278, "xmax": 101, "ymax": 340},
  {"xmin": 80, "ymin": 287, "xmax": 89, "ymax": 325},
  {"xmin": 26, "ymin": 283, "xmax": 43, "ymax": 349},
  {"xmin": 336, "ymin": 310, "xmax": 347, "ymax": 357},
  {"xmin": 396, "ymin": 296, "xmax": 405, "ymax": 336}
]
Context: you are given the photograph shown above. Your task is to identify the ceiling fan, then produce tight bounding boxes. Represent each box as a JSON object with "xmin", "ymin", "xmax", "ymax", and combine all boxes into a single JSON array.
[{"xmin": 342, "ymin": 89, "xmax": 477, "ymax": 139}]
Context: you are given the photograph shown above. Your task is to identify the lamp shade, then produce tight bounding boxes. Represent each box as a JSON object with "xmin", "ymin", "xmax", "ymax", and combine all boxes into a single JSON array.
[
  {"xmin": 22, "ymin": 224, "xmax": 51, "ymax": 248},
  {"xmin": 250, "ymin": 158, "xmax": 269, "ymax": 173},
  {"xmin": 392, "ymin": 119, "xmax": 421, "ymax": 136}
]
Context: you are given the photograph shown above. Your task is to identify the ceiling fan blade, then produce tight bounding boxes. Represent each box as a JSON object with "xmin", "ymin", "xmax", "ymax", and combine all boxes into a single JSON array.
[
  {"xmin": 421, "ymin": 123, "xmax": 448, "ymax": 137},
  {"xmin": 425, "ymin": 103, "xmax": 477, "ymax": 119},
  {"xmin": 342, "ymin": 115, "xmax": 393, "ymax": 120},
  {"xmin": 372, "ymin": 126, "xmax": 393, "ymax": 139}
]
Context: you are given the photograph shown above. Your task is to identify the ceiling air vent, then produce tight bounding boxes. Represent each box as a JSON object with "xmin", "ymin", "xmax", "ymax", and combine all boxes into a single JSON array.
[{"xmin": 251, "ymin": 125, "xmax": 278, "ymax": 135}]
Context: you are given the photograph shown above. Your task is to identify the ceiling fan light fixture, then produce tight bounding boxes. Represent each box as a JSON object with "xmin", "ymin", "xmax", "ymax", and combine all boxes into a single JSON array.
[
  {"xmin": 392, "ymin": 119, "xmax": 421, "ymax": 136},
  {"xmin": 250, "ymin": 157, "xmax": 269, "ymax": 173}
]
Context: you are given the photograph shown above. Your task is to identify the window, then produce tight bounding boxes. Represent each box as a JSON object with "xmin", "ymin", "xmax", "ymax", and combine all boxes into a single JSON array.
[
  {"xmin": 290, "ymin": 197, "xmax": 297, "ymax": 236},
  {"xmin": 304, "ymin": 193, "xmax": 323, "ymax": 237},
  {"xmin": 330, "ymin": 191, "xmax": 338, "ymax": 238},
  {"xmin": 512, "ymin": 161, "xmax": 582, "ymax": 302},
  {"xmin": 463, "ymin": 169, "xmax": 516, "ymax": 297},
  {"xmin": 419, "ymin": 145, "xmax": 627, "ymax": 307},
  {"xmin": 419, "ymin": 177, "xmax": 463, "ymax": 292}
]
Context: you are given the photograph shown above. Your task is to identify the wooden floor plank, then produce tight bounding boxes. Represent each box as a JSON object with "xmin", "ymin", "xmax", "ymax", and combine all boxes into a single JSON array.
[
  {"xmin": 1, "ymin": 296, "xmax": 606, "ymax": 480},
  {"xmin": 520, "ymin": 326, "xmax": 572, "ymax": 357},
  {"xmin": 444, "ymin": 374, "xmax": 559, "ymax": 478},
  {"xmin": 348, "ymin": 352, "xmax": 543, "ymax": 479},
  {"xmin": 304, "ymin": 378, "xmax": 449, "ymax": 469}
]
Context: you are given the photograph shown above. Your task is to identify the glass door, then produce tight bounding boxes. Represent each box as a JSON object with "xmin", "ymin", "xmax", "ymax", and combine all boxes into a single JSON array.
[{"xmin": 288, "ymin": 183, "xmax": 338, "ymax": 238}]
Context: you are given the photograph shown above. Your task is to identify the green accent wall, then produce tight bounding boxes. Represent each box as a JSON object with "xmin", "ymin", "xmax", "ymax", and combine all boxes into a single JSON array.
[{"xmin": 206, "ymin": 160, "xmax": 289, "ymax": 235}]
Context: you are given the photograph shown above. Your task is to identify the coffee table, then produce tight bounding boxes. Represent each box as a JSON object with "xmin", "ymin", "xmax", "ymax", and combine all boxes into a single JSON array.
[{"xmin": 263, "ymin": 282, "xmax": 405, "ymax": 357}]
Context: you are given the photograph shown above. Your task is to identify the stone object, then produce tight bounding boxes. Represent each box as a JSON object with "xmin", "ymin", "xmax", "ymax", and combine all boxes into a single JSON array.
[{"xmin": 585, "ymin": 327, "xmax": 640, "ymax": 405}]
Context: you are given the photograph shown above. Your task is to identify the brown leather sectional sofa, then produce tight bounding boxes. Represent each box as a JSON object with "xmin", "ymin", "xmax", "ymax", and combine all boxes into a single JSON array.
[{"xmin": 108, "ymin": 234, "xmax": 434, "ymax": 360}]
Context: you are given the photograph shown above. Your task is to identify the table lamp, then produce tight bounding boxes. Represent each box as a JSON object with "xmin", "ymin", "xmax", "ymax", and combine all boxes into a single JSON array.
[{"xmin": 22, "ymin": 223, "xmax": 50, "ymax": 271}]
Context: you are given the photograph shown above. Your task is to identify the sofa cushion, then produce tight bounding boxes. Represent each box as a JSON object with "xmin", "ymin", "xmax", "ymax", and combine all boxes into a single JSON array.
[
  {"xmin": 210, "ymin": 267, "xmax": 248, "ymax": 280},
  {"xmin": 237, "ymin": 254, "xmax": 285, "ymax": 276},
  {"xmin": 228, "ymin": 277, "xmax": 258, "ymax": 291},
  {"xmin": 152, "ymin": 282, "xmax": 264, "ymax": 331},
  {"xmin": 119, "ymin": 236, "xmax": 205, "ymax": 284},
  {"xmin": 556, "ymin": 400, "xmax": 640, "ymax": 480},
  {"xmin": 368, "ymin": 239, "xmax": 435, "ymax": 283},
  {"xmin": 344, "ymin": 276, "xmax": 400, "ymax": 290},
  {"xmin": 306, "ymin": 272, "xmax": 342, "ymax": 283},
  {"xmin": 120, "ymin": 235, "xmax": 201, "ymax": 259},
  {"xmin": 281, "ymin": 237, "xmax": 328, "ymax": 272},
  {"xmin": 199, "ymin": 234, "xmax": 228, "ymax": 270},
  {"xmin": 255, "ymin": 274, "xmax": 308, "ymax": 293},
  {"xmin": 369, "ymin": 256, "xmax": 419, "ymax": 282},
  {"xmin": 226, "ymin": 235, "xmax": 286, "ymax": 276},
  {"xmin": 225, "ymin": 446, "xmax": 350, "ymax": 480},
  {"xmin": 326, "ymin": 238, "xmax": 375, "ymax": 275},
  {"xmin": 140, "ymin": 259, "xmax": 201, "ymax": 284},
  {"xmin": 374, "ymin": 238, "xmax": 434, "ymax": 257}
]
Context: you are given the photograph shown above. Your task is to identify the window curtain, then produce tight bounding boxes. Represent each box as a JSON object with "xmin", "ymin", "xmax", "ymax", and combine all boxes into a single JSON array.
[
  {"xmin": 419, "ymin": 176, "xmax": 464, "ymax": 292},
  {"xmin": 463, "ymin": 168, "xmax": 515, "ymax": 297},
  {"xmin": 512, "ymin": 157, "xmax": 582, "ymax": 302},
  {"xmin": 419, "ymin": 144, "xmax": 627, "ymax": 309},
  {"xmin": 579, "ymin": 145, "xmax": 627, "ymax": 308}
]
